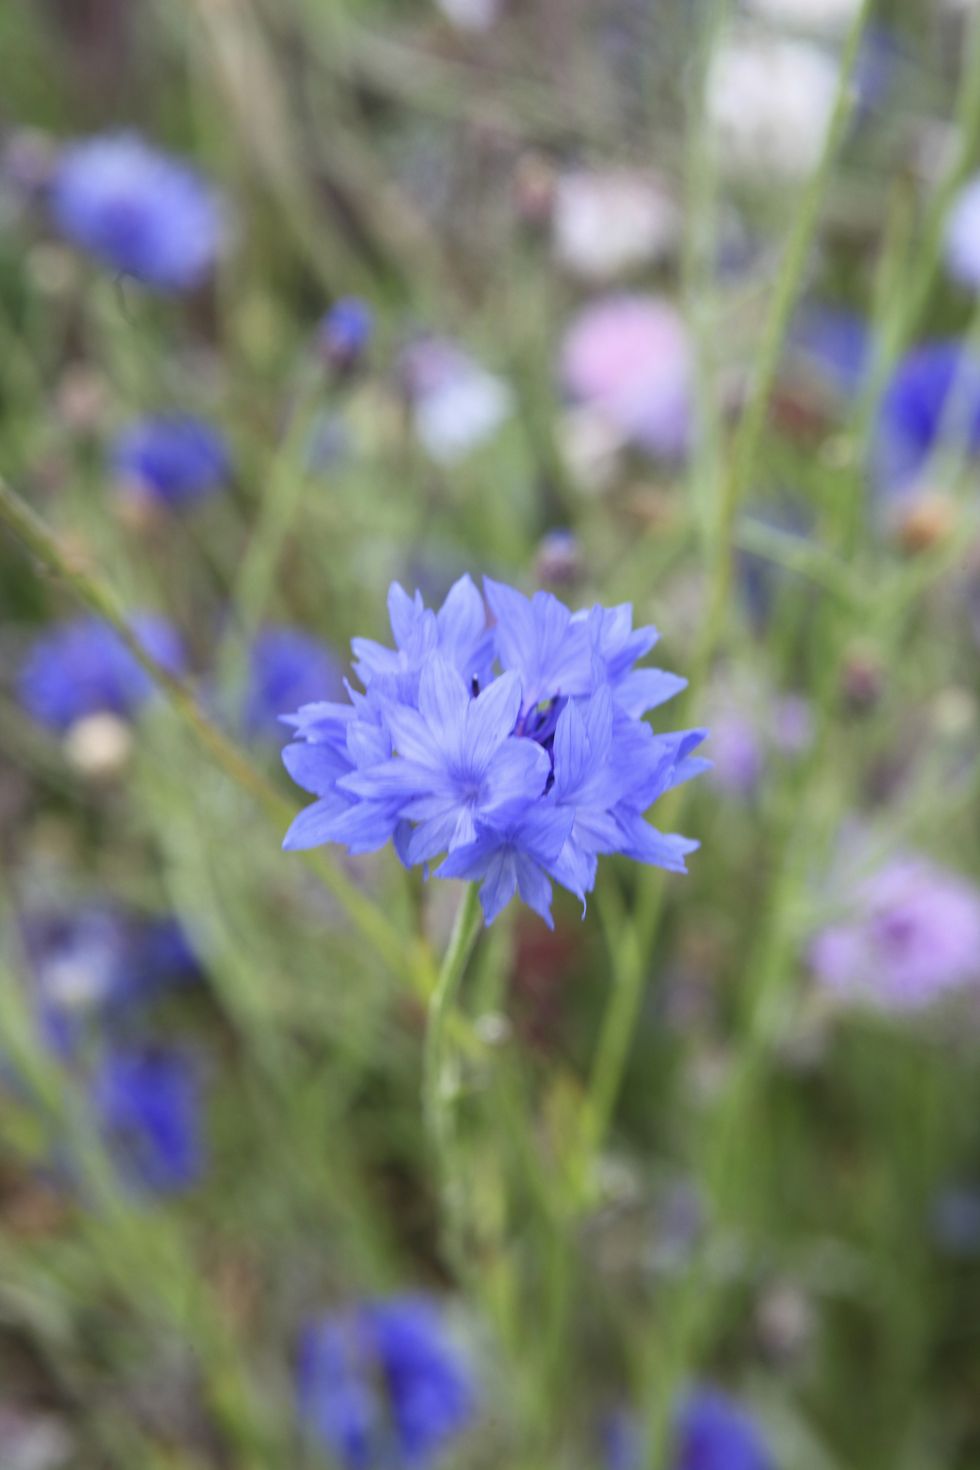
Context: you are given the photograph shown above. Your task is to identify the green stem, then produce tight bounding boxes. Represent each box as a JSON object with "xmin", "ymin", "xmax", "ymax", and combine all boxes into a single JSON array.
[
  {"xmin": 423, "ymin": 883, "xmax": 483, "ymax": 1263},
  {"xmin": 691, "ymin": 0, "xmax": 872, "ymax": 691},
  {"xmin": 582, "ymin": 878, "xmax": 655, "ymax": 1169}
]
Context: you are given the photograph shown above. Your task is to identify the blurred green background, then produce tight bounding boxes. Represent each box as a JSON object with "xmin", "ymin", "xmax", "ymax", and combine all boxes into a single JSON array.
[{"xmin": 1, "ymin": 2, "xmax": 979, "ymax": 1467}]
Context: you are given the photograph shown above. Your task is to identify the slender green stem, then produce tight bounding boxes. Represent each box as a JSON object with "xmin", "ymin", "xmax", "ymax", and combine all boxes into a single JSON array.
[
  {"xmin": 0, "ymin": 473, "xmax": 430, "ymax": 994},
  {"xmin": 692, "ymin": 0, "xmax": 872, "ymax": 691},
  {"xmin": 423, "ymin": 883, "xmax": 484, "ymax": 1262},
  {"xmin": 582, "ymin": 878, "xmax": 655, "ymax": 1169}
]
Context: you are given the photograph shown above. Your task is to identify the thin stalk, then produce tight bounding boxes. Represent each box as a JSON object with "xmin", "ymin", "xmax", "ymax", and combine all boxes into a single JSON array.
[
  {"xmin": 692, "ymin": 0, "xmax": 872, "ymax": 690},
  {"xmin": 423, "ymin": 883, "xmax": 483, "ymax": 1263}
]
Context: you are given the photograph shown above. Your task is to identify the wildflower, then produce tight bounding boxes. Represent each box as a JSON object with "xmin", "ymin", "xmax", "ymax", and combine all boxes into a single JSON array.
[
  {"xmin": 560, "ymin": 296, "xmax": 692, "ymax": 461},
  {"xmin": 810, "ymin": 854, "xmax": 980, "ymax": 1010},
  {"xmin": 50, "ymin": 132, "xmax": 226, "ymax": 291},
  {"xmin": 242, "ymin": 627, "xmax": 345, "ymax": 742},
  {"xmin": 20, "ymin": 904, "xmax": 200, "ymax": 1056},
  {"xmin": 110, "ymin": 415, "xmax": 231, "ymax": 513},
  {"xmin": 706, "ymin": 33, "xmax": 840, "ymax": 180},
  {"xmin": 706, "ymin": 681, "xmax": 812, "ymax": 797},
  {"xmin": 399, "ymin": 338, "xmax": 513, "ymax": 465},
  {"xmin": 282, "ymin": 575, "xmax": 706, "ymax": 928},
  {"xmin": 17, "ymin": 615, "xmax": 185, "ymax": 732},
  {"xmin": 872, "ymin": 340, "xmax": 980, "ymax": 495},
  {"xmin": 63, "ymin": 712, "xmax": 133, "ymax": 780},
  {"xmin": 534, "ymin": 529, "xmax": 584, "ymax": 587},
  {"xmin": 91, "ymin": 1046, "xmax": 203, "ymax": 1194},
  {"xmin": 552, "ymin": 170, "xmax": 680, "ymax": 283},
  {"xmin": 435, "ymin": 0, "xmax": 501, "ymax": 32},
  {"xmin": 297, "ymin": 1295, "xmax": 474, "ymax": 1468},
  {"xmin": 945, "ymin": 175, "xmax": 980, "ymax": 291},
  {"xmin": 603, "ymin": 1388, "xmax": 774, "ymax": 1470},
  {"xmin": 318, "ymin": 297, "xmax": 374, "ymax": 372},
  {"xmin": 787, "ymin": 306, "xmax": 869, "ymax": 401},
  {"xmin": 745, "ymin": 0, "xmax": 861, "ymax": 34}
]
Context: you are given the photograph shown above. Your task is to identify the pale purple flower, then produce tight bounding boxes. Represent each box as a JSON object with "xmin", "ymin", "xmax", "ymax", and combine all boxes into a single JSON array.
[
  {"xmin": 810, "ymin": 856, "xmax": 980, "ymax": 1010},
  {"xmin": 946, "ymin": 176, "xmax": 980, "ymax": 293},
  {"xmin": 560, "ymin": 296, "xmax": 692, "ymax": 460}
]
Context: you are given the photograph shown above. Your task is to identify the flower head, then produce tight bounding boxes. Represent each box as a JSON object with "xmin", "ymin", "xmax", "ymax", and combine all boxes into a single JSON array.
[
  {"xmin": 18, "ymin": 615, "xmax": 185, "ymax": 732},
  {"xmin": 92, "ymin": 1046, "xmax": 203, "ymax": 1194},
  {"xmin": 318, "ymin": 297, "xmax": 374, "ymax": 371},
  {"xmin": 242, "ymin": 627, "xmax": 345, "ymax": 742},
  {"xmin": 707, "ymin": 33, "xmax": 840, "ymax": 181},
  {"xmin": 282, "ymin": 576, "xmax": 706, "ymax": 927},
  {"xmin": 560, "ymin": 296, "xmax": 692, "ymax": 460},
  {"xmin": 810, "ymin": 854, "xmax": 980, "ymax": 1011},
  {"xmin": 945, "ymin": 175, "xmax": 980, "ymax": 292},
  {"xmin": 110, "ymin": 415, "xmax": 231, "ymax": 512},
  {"xmin": 873, "ymin": 340, "xmax": 980, "ymax": 496},
  {"xmin": 51, "ymin": 132, "xmax": 226, "ymax": 291},
  {"xmin": 399, "ymin": 338, "xmax": 513, "ymax": 465},
  {"xmin": 603, "ymin": 1388, "xmax": 774, "ymax": 1470},
  {"xmin": 297, "ymin": 1295, "xmax": 474, "ymax": 1468},
  {"xmin": 552, "ymin": 170, "xmax": 680, "ymax": 283},
  {"xmin": 20, "ymin": 905, "xmax": 200, "ymax": 1056}
]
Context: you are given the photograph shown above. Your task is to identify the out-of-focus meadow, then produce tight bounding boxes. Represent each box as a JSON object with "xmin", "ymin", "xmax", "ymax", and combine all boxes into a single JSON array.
[{"xmin": 1, "ymin": 0, "xmax": 980, "ymax": 1466}]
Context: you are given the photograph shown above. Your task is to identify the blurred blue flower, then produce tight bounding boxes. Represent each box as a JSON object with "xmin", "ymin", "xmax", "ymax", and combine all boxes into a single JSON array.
[
  {"xmin": 20, "ymin": 905, "xmax": 200, "ymax": 1056},
  {"xmin": 945, "ymin": 175, "xmax": 980, "ymax": 292},
  {"xmin": 873, "ymin": 341, "xmax": 980, "ymax": 495},
  {"xmin": 282, "ymin": 576, "xmax": 706, "ymax": 927},
  {"xmin": 92, "ymin": 1046, "xmax": 203, "ymax": 1194},
  {"xmin": 931, "ymin": 1187, "xmax": 980, "ymax": 1258},
  {"xmin": 603, "ymin": 1388, "xmax": 774, "ymax": 1470},
  {"xmin": 297, "ymin": 1295, "xmax": 474, "ymax": 1468},
  {"xmin": 318, "ymin": 298, "xmax": 374, "ymax": 371},
  {"xmin": 399, "ymin": 338, "xmax": 513, "ymax": 465},
  {"xmin": 788, "ymin": 306, "xmax": 869, "ymax": 400},
  {"xmin": 18, "ymin": 615, "xmax": 186, "ymax": 732},
  {"xmin": 51, "ymin": 132, "xmax": 226, "ymax": 291},
  {"xmin": 704, "ymin": 680, "xmax": 811, "ymax": 799},
  {"xmin": 111, "ymin": 415, "xmax": 231, "ymax": 511},
  {"xmin": 810, "ymin": 854, "xmax": 980, "ymax": 1011},
  {"xmin": 243, "ymin": 627, "xmax": 345, "ymax": 742}
]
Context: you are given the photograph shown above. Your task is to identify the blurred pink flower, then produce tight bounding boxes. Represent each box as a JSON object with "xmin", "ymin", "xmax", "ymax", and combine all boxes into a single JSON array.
[
  {"xmin": 560, "ymin": 296, "xmax": 692, "ymax": 460},
  {"xmin": 810, "ymin": 856, "xmax": 980, "ymax": 1011}
]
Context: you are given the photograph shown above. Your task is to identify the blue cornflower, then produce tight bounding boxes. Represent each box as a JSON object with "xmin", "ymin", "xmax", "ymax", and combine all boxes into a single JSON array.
[
  {"xmin": 282, "ymin": 576, "xmax": 705, "ymax": 927},
  {"xmin": 340, "ymin": 660, "xmax": 551, "ymax": 865},
  {"xmin": 92, "ymin": 1046, "xmax": 203, "ymax": 1195},
  {"xmin": 297, "ymin": 1295, "xmax": 474, "ymax": 1469},
  {"xmin": 110, "ymin": 415, "xmax": 231, "ymax": 512},
  {"xmin": 873, "ymin": 340, "xmax": 980, "ymax": 495},
  {"xmin": 18, "ymin": 615, "xmax": 185, "ymax": 732},
  {"xmin": 318, "ymin": 297, "xmax": 374, "ymax": 370},
  {"xmin": 603, "ymin": 1388, "xmax": 774, "ymax": 1470},
  {"xmin": 242, "ymin": 627, "xmax": 345, "ymax": 742},
  {"xmin": 676, "ymin": 1389, "xmax": 775, "ymax": 1470},
  {"xmin": 51, "ymin": 132, "xmax": 226, "ymax": 291}
]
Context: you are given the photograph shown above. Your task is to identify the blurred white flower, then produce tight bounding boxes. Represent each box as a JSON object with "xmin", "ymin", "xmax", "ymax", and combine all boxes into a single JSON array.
[
  {"xmin": 435, "ymin": 0, "xmax": 501, "ymax": 31},
  {"xmin": 744, "ymin": 0, "xmax": 861, "ymax": 35},
  {"xmin": 401, "ymin": 338, "xmax": 513, "ymax": 465},
  {"xmin": 945, "ymin": 174, "xmax": 980, "ymax": 291},
  {"xmin": 552, "ymin": 170, "xmax": 680, "ymax": 282},
  {"xmin": 707, "ymin": 33, "xmax": 841, "ymax": 179},
  {"xmin": 64, "ymin": 712, "xmax": 133, "ymax": 780}
]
